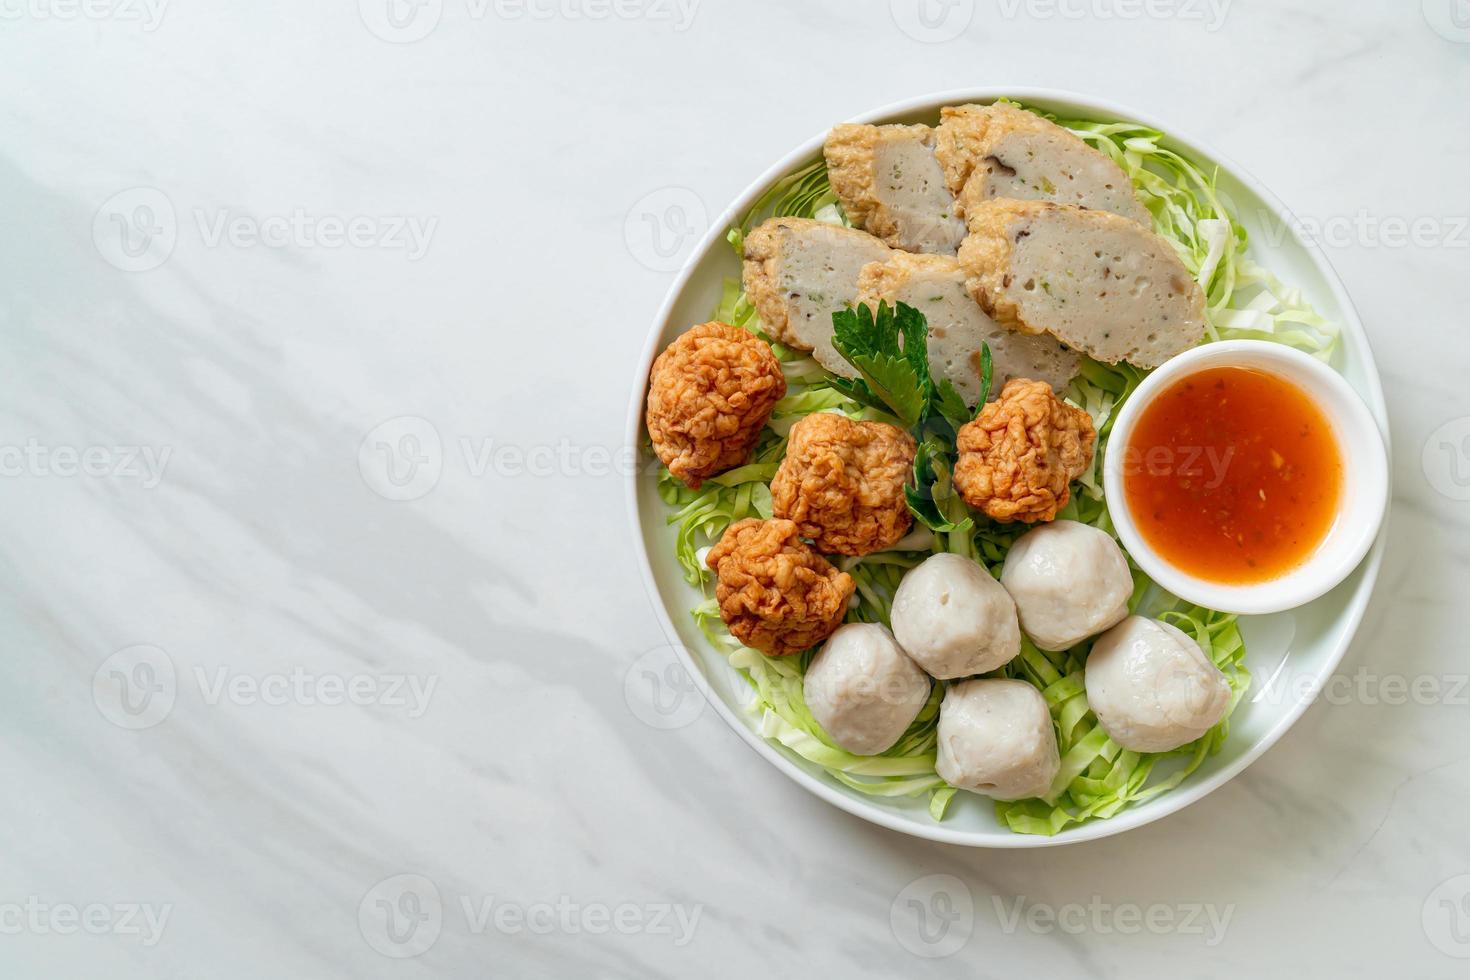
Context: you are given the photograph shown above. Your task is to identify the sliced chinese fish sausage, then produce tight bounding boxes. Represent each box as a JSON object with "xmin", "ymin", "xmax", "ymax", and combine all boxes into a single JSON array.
[
  {"xmin": 824, "ymin": 123, "xmax": 967, "ymax": 255},
  {"xmin": 958, "ymin": 200, "xmax": 1206, "ymax": 369},
  {"xmin": 742, "ymin": 216, "xmax": 894, "ymax": 377},
  {"xmin": 935, "ymin": 102, "xmax": 1150, "ymax": 226}
]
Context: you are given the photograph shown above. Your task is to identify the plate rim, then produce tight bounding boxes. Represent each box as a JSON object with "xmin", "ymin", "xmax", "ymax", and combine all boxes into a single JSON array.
[{"xmin": 624, "ymin": 86, "xmax": 1391, "ymax": 848}]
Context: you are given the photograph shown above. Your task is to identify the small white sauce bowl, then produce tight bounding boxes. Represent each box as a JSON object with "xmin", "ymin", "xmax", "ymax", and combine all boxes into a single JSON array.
[{"xmin": 1103, "ymin": 340, "xmax": 1388, "ymax": 615}]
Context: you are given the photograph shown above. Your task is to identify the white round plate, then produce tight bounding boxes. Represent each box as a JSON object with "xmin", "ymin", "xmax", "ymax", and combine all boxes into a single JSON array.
[{"xmin": 625, "ymin": 89, "xmax": 1390, "ymax": 847}]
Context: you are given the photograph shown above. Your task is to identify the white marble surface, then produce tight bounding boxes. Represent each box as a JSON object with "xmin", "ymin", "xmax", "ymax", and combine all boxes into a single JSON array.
[{"xmin": 1, "ymin": 0, "xmax": 1468, "ymax": 975}]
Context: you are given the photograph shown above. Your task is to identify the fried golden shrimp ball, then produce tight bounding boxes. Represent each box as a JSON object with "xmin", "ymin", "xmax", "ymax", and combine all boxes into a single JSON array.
[
  {"xmin": 705, "ymin": 518, "xmax": 856, "ymax": 657},
  {"xmin": 953, "ymin": 378, "xmax": 1096, "ymax": 524},
  {"xmin": 771, "ymin": 413, "xmax": 917, "ymax": 556},
  {"xmin": 646, "ymin": 322, "xmax": 786, "ymax": 489}
]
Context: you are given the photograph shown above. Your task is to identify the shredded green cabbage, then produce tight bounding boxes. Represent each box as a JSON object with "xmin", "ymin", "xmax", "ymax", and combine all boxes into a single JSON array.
[{"xmin": 655, "ymin": 101, "xmax": 1337, "ymax": 835}]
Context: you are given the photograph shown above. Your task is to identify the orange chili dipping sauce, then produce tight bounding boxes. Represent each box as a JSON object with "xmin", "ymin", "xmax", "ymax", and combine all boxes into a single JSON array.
[{"xmin": 1120, "ymin": 366, "xmax": 1343, "ymax": 584}]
